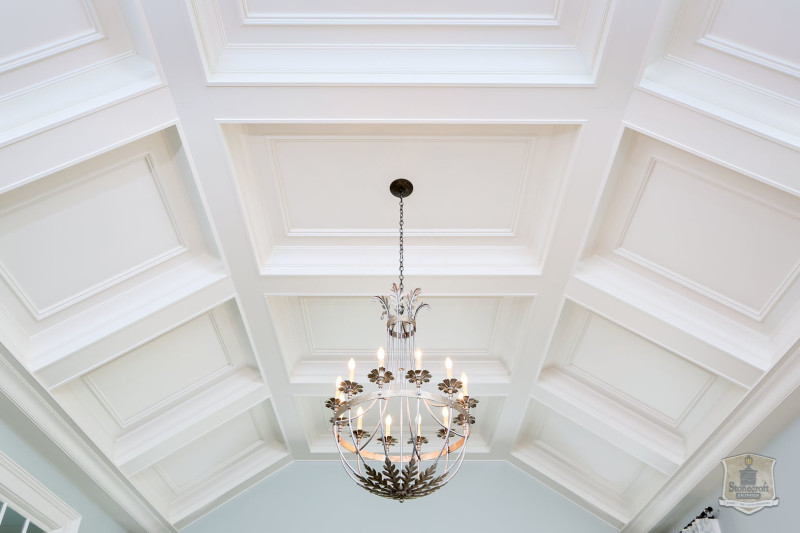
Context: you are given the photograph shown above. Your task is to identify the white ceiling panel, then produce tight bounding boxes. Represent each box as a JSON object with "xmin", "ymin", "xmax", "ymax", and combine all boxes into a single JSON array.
[
  {"xmin": 0, "ymin": 128, "xmax": 226, "ymax": 369},
  {"xmin": 585, "ymin": 131, "xmax": 800, "ymax": 337},
  {"xmin": 0, "ymin": 0, "xmax": 162, "ymax": 145},
  {"xmin": 271, "ymin": 138, "xmax": 528, "ymax": 233},
  {"xmin": 189, "ymin": 0, "xmax": 613, "ymax": 84},
  {"xmin": 641, "ymin": 0, "xmax": 800, "ymax": 144},
  {"xmin": 0, "ymin": 0, "xmax": 798, "ymax": 531},
  {"xmin": 514, "ymin": 401, "xmax": 668, "ymax": 527},
  {"xmin": 541, "ymin": 301, "xmax": 745, "ymax": 453},
  {"xmin": 130, "ymin": 401, "xmax": 288, "ymax": 527},
  {"xmin": 225, "ymin": 123, "xmax": 577, "ymax": 275},
  {"xmin": 51, "ymin": 301, "xmax": 263, "ymax": 458},
  {"xmin": 269, "ymin": 295, "xmax": 532, "ymax": 384}
]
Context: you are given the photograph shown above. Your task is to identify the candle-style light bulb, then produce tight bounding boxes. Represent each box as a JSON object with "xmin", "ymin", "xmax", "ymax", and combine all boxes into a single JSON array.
[
  {"xmin": 461, "ymin": 372, "xmax": 469, "ymax": 396},
  {"xmin": 348, "ymin": 358, "xmax": 355, "ymax": 381},
  {"xmin": 377, "ymin": 346, "xmax": 385, "ymax": 367},
  {"xmin": 445, "ymin": 357, "xmax": 453, "ymax": 378},
  {"xmin": 335, "ymin": 376, "xmax": 343, "ymax": 401},
  {"xmin": 416, "ymin": 413, "xmax": 422, "ymax": 436},
  {"xmin": 442, "ymin": 406, "xmax": 449, "ymax": 427},
  {"xmin": 385, "ymin": 415, "xmax": 392, "ymax": 438},
  {"xmin": 357, "ymin": 406, "xmax": 364, "ymax": 431},
  {"xmin": 415, "ymin": 349, "xmax": 422, "ymax": 370}
]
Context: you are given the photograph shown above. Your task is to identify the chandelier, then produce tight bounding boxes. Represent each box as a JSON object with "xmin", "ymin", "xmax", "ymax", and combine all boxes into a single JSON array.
[{"xmin": 326, "ymin": 179, "xmax": 477, "ymax": 501}]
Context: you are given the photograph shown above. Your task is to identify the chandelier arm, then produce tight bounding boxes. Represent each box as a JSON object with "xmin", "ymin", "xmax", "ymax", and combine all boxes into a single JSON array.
[
  {"xmin": 336, "ymin": 433, "xmax": 466, "ymax": 462},
  {"xmin": 421, "ymin": 398, "xmax": 466, "ymax": 438},
  {"xmin": 440, "ymin": 425, "xmax": 470, "ymax": 478},
  {"xmin": 335, "ymin": 390, "xmax": 467, "ymax": 417}
]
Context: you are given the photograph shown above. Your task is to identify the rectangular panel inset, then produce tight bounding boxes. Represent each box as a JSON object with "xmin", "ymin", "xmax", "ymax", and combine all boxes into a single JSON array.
[
  {"xmin": 0, "ymin": 0, "xmax": 98, "ymax": 71},
  {"xmin": 0, "ymin": 155, "xmax": 184, "ymax": 316},
  {"xmin": 536, "ymin": 409, "xmax": 643, "ymax": 492},
  {"xmin": 618, "ymin": 159, "xmax": 800, "ymax": 314},
  {"xmin": 243, "ymin": 0, "xmax": 558, "ymax": 19},
  {"xmin": 702, "ymin": 0, "xmax": 800, "ymax": 73},
  {"xmin": 84, "ymin": 313, "xmax": 232, "ymax": 424},
  {"xmin": 155, "ymin": 412, "xmax": 262, "ymax": 491},
  {"xmin": 569, "ymin": 314, "xmax": 712, "ymax": 422},
  {"xmin": 302, "ymin": 296, "xmax": 499, "ymax": 352},
  {"xmin": 272, "ymin": 138, "xmax": 529, "ymax": 233}
]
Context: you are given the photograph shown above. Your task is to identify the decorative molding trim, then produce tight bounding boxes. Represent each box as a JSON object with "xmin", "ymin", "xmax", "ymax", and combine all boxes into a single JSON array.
[
  {"xmin": 266, "ymin": 136, "xmax": 529, "ymax": 238},
  {"xmin": 0, "ymin": 0, "xmax": 102, "ymax": 74},
  {"xmin": 81, "ymin": 312, "xmax": 236, "ymax": 429},
  {"xmin": 696, "ymin": 0, "xmax": 800, "ymax": 79},
  {"xmin": 0, "ymin": 344, "xmax": 174, "ymax": 531},
  {"xmin": 0, "ymin": 450, "xmax": 82, "ymax": 533},
  {"xmin": 623, "ymin": 340, "xmax": 800, "ymax": 532},
  {"xmin": 239, "ymin": 0, "xmax": 562, "ymax": 27},
  {"xmin": 534, "ymin": 369, "xmax": 685, "ymax": 472},
  {"xmin": 0, "ymin": 153, "xmax": 189, "ymax": 321},
  {"xmin": 610, "ymin": 157, "xmax": 800, "ymax": 321},
  {"xmin": 188, "ymin": 0, "xmax": 613, "ymax": 84}
]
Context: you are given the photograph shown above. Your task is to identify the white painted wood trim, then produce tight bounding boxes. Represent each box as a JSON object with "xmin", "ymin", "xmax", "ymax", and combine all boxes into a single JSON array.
[
  {"xmin": 0, "ymin": 449, "xmax": 81, "ymax": 533},
  {"xmin": 0, "ymin": 346, "xmax": 174, "ymax": 532}
]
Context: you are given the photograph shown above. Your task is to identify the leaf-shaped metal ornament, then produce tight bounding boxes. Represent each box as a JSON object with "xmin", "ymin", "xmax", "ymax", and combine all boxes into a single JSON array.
[
  {"xmin": 355, "ymin": 458, "xmax": 449, "ymax": 502},
  {"xmin": 373, "ymin": 295, "xmax": 390, "ymax": 320}
]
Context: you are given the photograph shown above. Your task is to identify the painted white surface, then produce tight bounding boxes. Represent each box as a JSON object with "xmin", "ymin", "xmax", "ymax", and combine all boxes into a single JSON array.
[{"xmin": 0, "ymin": 0, "xmax": 797, "ymax": 531}]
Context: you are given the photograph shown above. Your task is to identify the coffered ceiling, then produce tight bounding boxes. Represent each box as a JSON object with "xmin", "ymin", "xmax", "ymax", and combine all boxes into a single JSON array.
[{"xmin": 1, "ymin": 0, "xmax": 799, "ymax": 531}]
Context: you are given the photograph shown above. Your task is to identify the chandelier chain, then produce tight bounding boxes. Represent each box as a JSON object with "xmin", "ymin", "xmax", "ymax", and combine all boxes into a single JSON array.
[{"xmin": 398, "ymin": 195, "xmax": 404, "ymax": 293}]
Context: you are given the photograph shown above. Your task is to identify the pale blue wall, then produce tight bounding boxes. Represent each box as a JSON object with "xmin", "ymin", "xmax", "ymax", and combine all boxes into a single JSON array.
[
  {"xmin": 0, "ymin": 392, "xmax": 130, "ymax": 533},
  {"xmin": 184, "ymin": 460, "xmax": 618, "ymax": 533},
  {"xmin": 669, "ymin": 414, "xmax": 800, "ymax": 532}
]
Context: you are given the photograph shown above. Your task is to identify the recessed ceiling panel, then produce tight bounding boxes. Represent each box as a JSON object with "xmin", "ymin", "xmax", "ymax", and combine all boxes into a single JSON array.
[
  {"xmin": 269, "ymin": 295, "xmax": 532, "ymax": 382},
  {"xmin": 51, "ymin": 301, "xmax": 261, "ymax": 452},
  {"xmin": 225, "ymin": 123, "xmax": 578, "ymax": 274},
  {"xmin": 514, "ymin": 400, "xmax": 667, "ymax": 523},
  {"xmin": 542, "ymin": 301, "xmax": 744, "ymax": 445},
  {"xmin": 641, "ymin": 0, "xmax": 800, "ymax": 144},
  {"xmin": 585, "ymin": 131, "xmax": 800, "ymax": 332},
  {"xmin": 272, "ymin": 138, "xmax": 528, "ymax": 233},
  {"xmin": 0, "ymin": 155, "xmax": 183, "ymax": 315},
  {"xmin": 130, "ymin": 401, "xmax": 288, "ymax": 526},
  {"xmin": 190, "ymin": 0, "xmax": 613, "ymax": 84},
  {"xmin": 243, "ymin": 0, "xmax": 558, "ymax": 18},
  {"xmin": 0, "ymin": 0, "xmax": 161, "ymax": 144},
  {"xmin": 0, "ymin": 128, "xmax": 226, "ymax": 368}
]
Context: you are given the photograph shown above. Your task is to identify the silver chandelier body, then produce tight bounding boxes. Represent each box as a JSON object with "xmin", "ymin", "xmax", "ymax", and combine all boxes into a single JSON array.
[{"xmin": 326, "ymin": 179, "xmax": 477, "ymax": 501}]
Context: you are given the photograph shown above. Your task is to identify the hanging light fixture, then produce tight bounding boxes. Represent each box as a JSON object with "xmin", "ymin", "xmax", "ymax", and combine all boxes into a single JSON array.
[{"xmin": 326, "ymin": 179, "xmax": 477, "ymax": 501}]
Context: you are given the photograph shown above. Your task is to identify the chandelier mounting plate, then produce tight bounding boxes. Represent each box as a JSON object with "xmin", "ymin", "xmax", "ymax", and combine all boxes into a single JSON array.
[{"xmin": 389, "ymin": 179, "xmax": 414, "ymax": 198}]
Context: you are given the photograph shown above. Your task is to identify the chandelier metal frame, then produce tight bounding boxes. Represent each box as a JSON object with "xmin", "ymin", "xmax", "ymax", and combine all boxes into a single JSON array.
[{"xmin": 326, "ymin": 179, "xmax": 477, "ymax": 502}]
